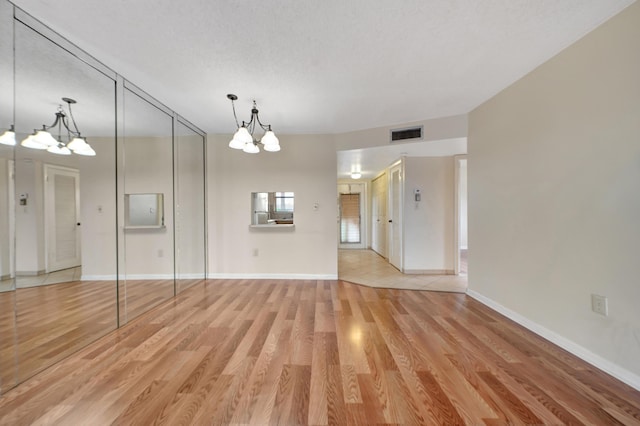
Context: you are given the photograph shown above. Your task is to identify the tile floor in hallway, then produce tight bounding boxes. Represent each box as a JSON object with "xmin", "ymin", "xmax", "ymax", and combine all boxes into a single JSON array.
[{"xmin": 338, "ymin": 249, "xmax": 467, "ymax": 293}]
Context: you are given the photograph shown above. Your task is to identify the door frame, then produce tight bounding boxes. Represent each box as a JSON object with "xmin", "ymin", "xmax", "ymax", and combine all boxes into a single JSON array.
[
  {"xmin": 454, "ymin": 155, "xmax": 468, "ymax": 275},
  {"xmin": 388, "ymin": 159, "xmax": 404, "ymax": 271},
  {"xmin": 44, "ymin": 164, "xmax": 81, "ymax": 273}
]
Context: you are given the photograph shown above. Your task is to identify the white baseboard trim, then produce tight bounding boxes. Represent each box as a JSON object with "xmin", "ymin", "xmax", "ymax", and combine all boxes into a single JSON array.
[
  {"xmin": 81, "ymin": 275, "xmax": 115, "ymax": 281},
  {"xmin": 207, "ymin": 273, "xmax": 338, "ymax": 280},
  {"xmin": 466, "ymin": 289, "xmax": 640, "ymax": 392},
  {"xmin": 403, "ymin": 269, "xmax": 454, "ymax": 275},
  {"xmin": 82, "ymin": 273, "xmax": 338, "ymax": 281},
  {"xmin": 82, "ymin": 274, "xmax": 202, "ymax": 281}
]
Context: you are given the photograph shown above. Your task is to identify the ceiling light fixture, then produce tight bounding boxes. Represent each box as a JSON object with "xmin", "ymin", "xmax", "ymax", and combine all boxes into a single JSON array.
[
  {"xmin": 351, "ymin": 172, "xmax": 362, "ymax": 179},
  {"xmin": 20, "ymin": 97, "xmax": 96, "ymax": 156},
  {"xmin": 0, "ymin": 125, "xmax": 16, "ymax": 146},
  {"xmin": 226, "ymin": 94, "xmax": 280, "ymax": 154}
]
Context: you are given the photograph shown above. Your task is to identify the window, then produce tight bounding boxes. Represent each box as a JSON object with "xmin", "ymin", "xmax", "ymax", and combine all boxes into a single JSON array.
[{"xmin": 275, "ymin": 191, "xmax": 294, "ymax": 212}]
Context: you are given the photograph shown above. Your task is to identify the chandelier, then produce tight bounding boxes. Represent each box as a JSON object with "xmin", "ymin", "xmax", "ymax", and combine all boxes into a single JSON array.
[
  {"xmin": 227, "ymin": 94, "xmax": 280, "ymax": 154},
  {"xmin": 0, "ymin": 125, "xmax": 15, "ymax": 146},
  {"xmin": 20, "ymin": 97, "xmax": 96, "ymax": 156}
]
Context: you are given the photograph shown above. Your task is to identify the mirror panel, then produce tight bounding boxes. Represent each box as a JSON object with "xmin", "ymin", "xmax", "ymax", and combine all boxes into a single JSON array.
[
  {"xmin": 13, "ymin": 18, "xmax": 117, "ymax": 381},
  {"xmin": 120, "ymin": 86, "xmax": 174, "ymax": 323},
  {"xmin": 251, "ymin": 192, "xmax": 295, "ymax": 225},
  {"xmin": 0, "ymin": 0, "xmax": 16, "ymax": 394},
  {"xmin": 175, "ymin": 121, "xmax": 206, "ymax": 293}
]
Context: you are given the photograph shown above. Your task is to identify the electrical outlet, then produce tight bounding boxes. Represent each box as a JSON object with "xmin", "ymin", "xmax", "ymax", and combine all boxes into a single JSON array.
[
  {"xmin": 253, "ymin": 248, "xmax": 259, "ymax": 257},
  {"xmin": 158, "ymin": 249, "xmax": 164, "ymax": 258},
  {"xmin": 591, "ymin": 294, "xmax": 608, "ymax": 316}
]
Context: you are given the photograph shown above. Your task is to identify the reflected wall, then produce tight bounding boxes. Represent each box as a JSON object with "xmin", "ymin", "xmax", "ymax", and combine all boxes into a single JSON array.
[
  {"xmin": 0, "ymin": 0, "xmax": 207, "ymax": 394},
  {"xmin": 175, "ymin": 121, "xmax": 206, "ymax": 293},
  {"xmin": 13, "ymin": 11, "xmax": 118, "ymax": 381},
  {"xmin": 119, "ymin": 85, "xmax": 175, "ymax": 324},
  {"xmin": 0, "ymin": 0, "xmax": 16, "ymax": 394}
]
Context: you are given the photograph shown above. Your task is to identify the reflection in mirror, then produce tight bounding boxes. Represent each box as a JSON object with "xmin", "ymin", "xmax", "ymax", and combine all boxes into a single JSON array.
[
  {"xmin": 175, "ymin": 121, "xmax": 206, "ymax": 293},
  {"xmin": 120, "ymin": 86, "xmax": 174, "ymax": 324},
  {"xmin": 251, "ymin": 192, "xmax": 294, "ymax": 225},
  {"xmin": 13, "ymin": 17, "xmax": 117, "ymax": 382},
  {"xmin": 125, "ymin": 193, "xmax": 164, "ymax": 228},
  {"xmin": 0, "ymin": 0, "xmax": 16, "ymax": 394}
]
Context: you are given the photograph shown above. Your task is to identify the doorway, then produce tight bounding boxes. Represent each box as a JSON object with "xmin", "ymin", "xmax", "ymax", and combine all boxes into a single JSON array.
[
  {"xmin": 338, "ymin": 182, "xmax": 366, "ymax": 249},
  {"xmin": 370, "ymin": 172, "xmax": 387, "ymax": 258},
  {"xmin": 44, "ymin": 164, "xmax": 81, "ymax": 273}
]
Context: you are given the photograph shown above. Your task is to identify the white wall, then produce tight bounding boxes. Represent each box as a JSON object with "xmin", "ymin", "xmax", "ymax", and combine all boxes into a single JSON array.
[
  {"xmin": 468, "ymin": 1, "xmax": 640, "ymax": 385},
  {"xmin": 403, "ymin": 156, "xmax": 454, "ymax": 273},
  {"xmin": 121, "ymin": 136, "xmax": 174, "ymax": 277},
  {"xmin": 78, "ymin": 137, "xmax": 117, "ymax": 279},
  {"xmin": 208, "ymin": 133, "xmax": 338, "ymax": 278},
  {"xmin": 14, "ymin": 158, "xmax": 44, "ymax": 274},
  {"xmin": 458, "ymin": 159, "xmax": 468, "ymax": 249}
]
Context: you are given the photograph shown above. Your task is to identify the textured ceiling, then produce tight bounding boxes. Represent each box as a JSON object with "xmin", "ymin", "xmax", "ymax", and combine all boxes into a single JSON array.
[{"xmin": 10, "ymin": 0, "xmax": 635, "ymax": 136}]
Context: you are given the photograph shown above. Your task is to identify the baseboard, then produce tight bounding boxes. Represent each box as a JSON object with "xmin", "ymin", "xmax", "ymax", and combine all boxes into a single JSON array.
[
  {"xmin": 81, "ymin": 274, "xmax": 192, "ymax": 281},
  {"xmin": 16, "ymin": 270, "xmax": 45, "ymax": 276},
  {"xmin": 466, "ymin": 289, "xmax": 640, "ymax": 392},
  {"xmin": 207, "ymin": 273, "xmax": 338, "ymax": 280},
  {"xmin": 82, "ymin": 273, "xmax": 338, "ymax": 281},
  {"xmin": 403, "ymin": 269, "xmax": 454, "ymax": 275}
]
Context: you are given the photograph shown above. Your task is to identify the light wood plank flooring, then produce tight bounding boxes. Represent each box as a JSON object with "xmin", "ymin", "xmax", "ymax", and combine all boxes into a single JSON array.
[
  {"xmin": 1, "ymin": 279, "xmax": 639, "ymax": 425},
  {"xmin": 339, "ymin": 249, "xmax": 467, "ymax": 293}
]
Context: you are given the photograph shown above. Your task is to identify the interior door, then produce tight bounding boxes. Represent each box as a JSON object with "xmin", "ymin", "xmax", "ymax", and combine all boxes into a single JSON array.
[
  {"xmin": 44, "ymin": 164, "xmax": 81, "ymax": 272},
  {"xmin": 388, "ymin": 162, "xmax": 403, "ymax": 271},
  {"xmin": 371, "ymin": 173, "xmax": 387, "ymax": 257}
]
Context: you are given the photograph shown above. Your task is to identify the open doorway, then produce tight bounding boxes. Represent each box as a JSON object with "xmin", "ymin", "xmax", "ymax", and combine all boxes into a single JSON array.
[{"xmin": 338, "ymin": 182, "xmax": 366, "ymax": 249}]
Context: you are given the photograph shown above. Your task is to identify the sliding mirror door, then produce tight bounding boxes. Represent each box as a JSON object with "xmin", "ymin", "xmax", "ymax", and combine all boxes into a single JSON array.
[
  {"xmin": 175, "ymin": 120, "xmax": 206, "ymax": 293},
  {"xmin": 119, "ymin": 85, "xmax": 174, "ymax": 323},
  {"xmin": 13, "ymin": 14, "xmax": 117, "ymax": 381},
  {"xmin": 0, "ymin": 0, "xmax": 16, "ymax": 394}
]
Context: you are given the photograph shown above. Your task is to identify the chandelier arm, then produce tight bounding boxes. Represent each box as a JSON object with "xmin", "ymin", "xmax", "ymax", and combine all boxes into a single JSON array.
[
  {"xmin": 230, "ymin": 98, "xmax": 241, "ymax": 128},
  {"xmin": 66, "ymin": 102, "xmax": 82, "ymax": 136}
]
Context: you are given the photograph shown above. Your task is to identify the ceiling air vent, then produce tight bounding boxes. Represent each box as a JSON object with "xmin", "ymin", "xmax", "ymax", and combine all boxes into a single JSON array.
[{"xmin": 390, "ymin": 126, "xmax": 423, "ymax": 143}]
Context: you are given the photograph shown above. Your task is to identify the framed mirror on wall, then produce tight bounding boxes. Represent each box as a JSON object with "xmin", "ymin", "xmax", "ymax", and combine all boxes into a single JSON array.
[
  {"xmin": 118, "ymin": 84, "xmax": 175, "ymax": 324},
  {"xmin": 175, "ymin": 120, "xmax": 206, "ymax": 293},
  {"xmin": 0, "ymin": 0, "xmax": 17, "ymax": 394},
  {"xmin": 0, "ymin": 1, "xmax": 207, "ymax": 396},
  {"xmin": 13, "ymin": 11, "xmax": 118, "ymax": 382}
]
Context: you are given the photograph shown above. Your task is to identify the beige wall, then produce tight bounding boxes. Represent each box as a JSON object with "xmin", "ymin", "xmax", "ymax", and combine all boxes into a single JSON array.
[
  {"xmin": 208, "ymin": 133, "xmax": 338, "ymax": 278},
  {"xmin": 335, "ymin": 114, "xmax": 467, "ymax": 151},
  {"xmin": 403, "ymin": 156, "xmax": 455, "ymax": 273},
  {"xmin": 468, "ymin": 1, "xmax": 640, "ymax": 385}
]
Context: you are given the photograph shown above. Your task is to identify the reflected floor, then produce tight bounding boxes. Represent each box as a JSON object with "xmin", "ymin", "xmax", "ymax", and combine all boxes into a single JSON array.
[
  {"xmin": 0, "ymin": 267, "xmax": 83, "ymax": 292},
  {"xmin": 338, "ymin": 249, "xmax": 467, "ymax": 293}
]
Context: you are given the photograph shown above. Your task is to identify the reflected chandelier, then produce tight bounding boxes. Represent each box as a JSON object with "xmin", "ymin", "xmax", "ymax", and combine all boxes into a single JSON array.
[
  {"xmin": 21, "ymin": 97, "xmax": 96, "ymax": 156},
  {"xmin": 227, "ymin": 94, "xmax": 280, "ymax": 154}
]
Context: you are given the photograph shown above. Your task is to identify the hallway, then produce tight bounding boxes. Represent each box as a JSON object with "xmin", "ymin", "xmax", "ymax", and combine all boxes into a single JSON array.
[{"xmin": 338, "ymin": 249, "xmax": 467, "ymax": 293}]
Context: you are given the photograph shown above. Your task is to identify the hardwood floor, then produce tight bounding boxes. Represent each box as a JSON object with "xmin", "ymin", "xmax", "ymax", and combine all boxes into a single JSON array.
[{"xmin": 0, "ymin": 279, "xmax": 639, "ymax": 425}]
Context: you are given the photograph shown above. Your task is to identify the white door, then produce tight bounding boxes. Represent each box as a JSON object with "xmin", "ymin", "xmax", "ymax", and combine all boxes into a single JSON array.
[
  {"xmin": 388, "ymin": 162, "xmax": 403, "ymax": 271},
  {"xmin": 371, "ymin": 173, "xmax": 387, "ymax": 257},
  {"xmin": 44, "ymin": 165, "xmax": 81, "ymax": 272}
]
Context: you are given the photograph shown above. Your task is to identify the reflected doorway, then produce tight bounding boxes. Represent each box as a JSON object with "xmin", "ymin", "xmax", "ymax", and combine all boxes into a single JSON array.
[{"xmin": 44, "ymin": 164, "xmax": 81, "ymax": 273}]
